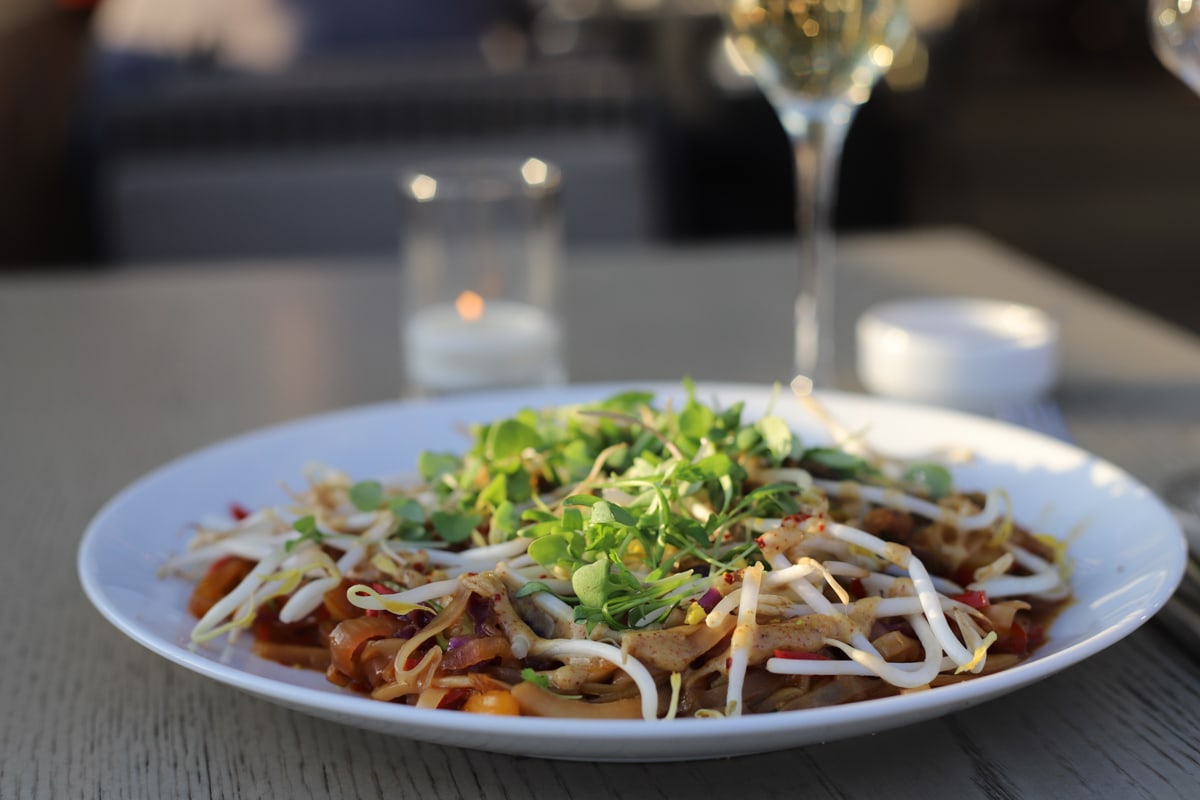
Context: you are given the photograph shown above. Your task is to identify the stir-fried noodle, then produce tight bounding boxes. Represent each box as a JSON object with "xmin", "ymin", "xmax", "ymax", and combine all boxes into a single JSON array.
[{"xmin": 164, "ymin": 384, "xmax": 1070, "ymax": 719}]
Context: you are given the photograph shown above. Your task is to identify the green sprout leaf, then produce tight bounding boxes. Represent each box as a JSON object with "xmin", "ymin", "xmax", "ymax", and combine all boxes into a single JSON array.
[
  {"xmin": 476, "ymin": 474, "xmax": 508, "ymax": 510},
  {"xmin": 527, "ymin": 532, "xmax": 575, "ymax": 567},
  {"xmin": 571, "ymin": 555, "xmax": 611, "ymax": 608},
  {"xmin": 387, "ymin": 497, "xmax": 428, "ymax": 540},
  {"xmin": 490, "ymin": 501, "xmax": 522, "ymax": 539},
  {"xmin": 902, "ymin": 462, "xmax": 954, "ymax": 499},
  {"xmin": 678, "ymin": 402, "xmax": 715, "ymax": 439},
  {"xmin": 597, "ymin": 390, "xmax": 655, "ymax": 414},
  {"xmin": 520, "ymin": 667, "xmax": 550, "ymax": 689},
  {"xmin": 388, "ymin": 497, "xmax": 425, "ymax": 524},
  {"xmin": 418, "ymin": 452, "xmax": 459, "ymax": 483},
  {"xmin": 560, "ymin": 506, "xmax": 584, "ymax": 533},
  {"xmin": 514, "ymin": 581, "xmax": 555, "ymax": 599},
  {"xmin": 588, "ymin": 500, "xmax": 636, "ymax": 526},
  {"xmin": 430, "ymin": 510, "xmax": 481, "ymax": 543},
  {"xmin": 755, "ymin": 415, "xmax": 795, "ymax": 464},
  {"xmin": 349, "ymin": 480, "xmax": 384, "ymax": 512},
  {"xmin": 286, "ymin": 515, "xmax": 327, "ymax": 552},
  {"xmin": 485, "ymin": 418, "xmax": 541, "ymax": 461},
  {"xmin": 803, "ymin": 447, "xmax": 868, "ymax": 477}
]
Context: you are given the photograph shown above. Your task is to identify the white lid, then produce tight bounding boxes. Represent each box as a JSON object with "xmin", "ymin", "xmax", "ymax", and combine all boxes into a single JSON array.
[{"xmin": 855, "ymin": 297, "xmax": 1060, "ymax": 412}]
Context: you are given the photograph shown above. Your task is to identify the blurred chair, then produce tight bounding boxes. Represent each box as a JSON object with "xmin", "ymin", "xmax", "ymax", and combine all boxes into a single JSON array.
[{"xmin": 0, "ymin": 2, "xmax": 96, "ymax": 266}]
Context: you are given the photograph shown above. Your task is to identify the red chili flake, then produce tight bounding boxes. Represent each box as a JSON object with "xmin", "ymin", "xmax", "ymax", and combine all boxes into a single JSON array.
[
  {"xmin": 437, "ymin": 687, "xmax": 472, "ymax": 710},
  {"xmin": 782, "ymin": 513, "xmax": 811, "ymax": 527},
  {"xmin": 994, "ymin": 622, "xmax": 1029, "ymax": 655},
  {"xmin": 723, "ymin": 572, "xmax": 737, "ymax": 585},
  {"xmin": 1010, "ymin": 623, "xmax": 1029, "ymax": 653},
  {"xmin": 229, "ymin": 502, "xmax": 251, "ymax": 521},
  {"xmin": 412, "ymin": 563, "xmax": 426, "ymax": 573},
  {"xmin": 951, "ymin": 590, "xmax": 990, "ymax": 610},
  {"xmin": 754, "ymin": 536, "xmax": 766, "ymax": 548},
  {"xmin": 772, "ymin": 649, "xmax": 832, "ymax": 661}
]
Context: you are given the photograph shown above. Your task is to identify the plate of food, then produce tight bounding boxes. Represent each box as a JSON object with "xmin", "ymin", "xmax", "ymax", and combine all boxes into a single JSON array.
[{"xmin": 77, "ymin": 381, "xmax": 1186, "ymax": 761}]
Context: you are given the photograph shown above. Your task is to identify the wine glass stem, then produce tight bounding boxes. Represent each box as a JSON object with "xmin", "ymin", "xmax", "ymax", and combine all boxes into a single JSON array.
[{"xmin": 786, "ymin": 108, "xmax": 852, "ymax": 388}]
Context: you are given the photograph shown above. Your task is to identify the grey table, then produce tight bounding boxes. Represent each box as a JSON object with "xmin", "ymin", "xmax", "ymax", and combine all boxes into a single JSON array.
[{"xmin": 4, "ymin": 228, "xmax": 1198, "ymax": 798}]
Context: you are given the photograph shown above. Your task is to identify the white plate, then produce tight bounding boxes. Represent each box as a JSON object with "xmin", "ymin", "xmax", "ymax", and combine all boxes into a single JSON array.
[{"xmin": 77, "ymin": 383, "xmax": 1187, "ymax": 761}]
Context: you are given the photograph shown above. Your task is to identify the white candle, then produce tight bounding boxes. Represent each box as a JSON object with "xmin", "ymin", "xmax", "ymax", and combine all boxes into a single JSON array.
[{"xmin": 404, "ymin": 294, "xmax": 563, "ymax": 392}]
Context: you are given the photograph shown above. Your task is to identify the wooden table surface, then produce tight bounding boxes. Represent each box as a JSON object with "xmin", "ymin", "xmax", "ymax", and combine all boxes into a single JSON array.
[{"xmin": 3, "ymin": 228, "xmax": 1199, "ymax": 798}]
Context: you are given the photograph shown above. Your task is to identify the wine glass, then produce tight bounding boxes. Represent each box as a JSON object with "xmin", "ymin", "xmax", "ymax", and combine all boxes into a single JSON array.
[
  {"xmin": 1151, "ymin": 0, "xmax": 1200, "ymax": 94},
  {"xmin": 718, "ymin": 1, "xmax": 911, "ymax": 386},
  {"xmin": 1149, "ymin": 0, "xmax": 1200, "ymax": 556}
]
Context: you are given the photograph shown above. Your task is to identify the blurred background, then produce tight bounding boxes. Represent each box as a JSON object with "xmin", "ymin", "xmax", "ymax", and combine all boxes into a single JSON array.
[{"xmin": 2, "ymin": 0, "xmax": 1197, "ymax": 335}]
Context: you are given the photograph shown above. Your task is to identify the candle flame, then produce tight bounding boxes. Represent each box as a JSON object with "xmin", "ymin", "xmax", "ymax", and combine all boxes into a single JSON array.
[{"xmin": 455, "ymin": 290, "xmax": 485, "ymax": 322}]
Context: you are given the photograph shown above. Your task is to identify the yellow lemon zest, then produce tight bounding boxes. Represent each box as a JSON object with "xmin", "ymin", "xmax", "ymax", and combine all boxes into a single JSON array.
[
  {"xmin": 955, "ymin": 631, "xmax": 998, "ymax": 674},
  {"xmin": 347, "ymin": 583, "xmax": 425, "ymax": 616},
  {"xmin": 371, "ymin": 553, "xmax": 402, "ymax": 579}
]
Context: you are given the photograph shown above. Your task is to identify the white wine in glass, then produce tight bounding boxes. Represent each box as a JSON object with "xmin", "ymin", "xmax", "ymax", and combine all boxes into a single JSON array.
[{"xmin": 720, "ymin": 0, "xmax": 910, "ymax": 386}]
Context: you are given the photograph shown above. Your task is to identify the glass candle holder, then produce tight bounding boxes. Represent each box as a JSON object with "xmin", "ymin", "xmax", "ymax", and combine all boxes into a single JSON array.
[{"xmin": 399, "ymin": 157, "xmax": 565, "ymax": 394}]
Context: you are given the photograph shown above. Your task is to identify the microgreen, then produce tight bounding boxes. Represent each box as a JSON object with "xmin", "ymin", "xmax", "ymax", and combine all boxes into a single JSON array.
[
  {"xmin": 902, "ymin": 462, "xmax": 954, "ymax": 499},
  {"xmin": 349, "ymin": 480, "xmax": 384, "ymax": 512},
  {"xmin": 801, "ymin": 447, "xmax": 871, "ymax": 478},
  {"xmin": 489, "ymin": 501, "xmax": 522, "ymax": 539},
  {"xmin": 418, "ymin": 452, "xmax": 459, "ymax": 485},
  {"xmin": 387, "ymin": 497, "xmax": 428, "ymax": 540},
  {"xmin": 755, "ymin": 415, "xmax": 797, "ymax": 465},
  {"xmin": 520, "ymin": 667, "xmax": 550, "ymax": 689},
  {"xmin": 286, "ymin": 515, "xmax": 327, "ymax": 552},
  {"xmin": 484, "ymin": 418, "xmax": 541, "ymax": 461},
  {"xmin": 571, "ymin": 555, "xmax": 611, "ymax": 607},
  {"xmin": 387, "ymin": 381, "xmax": 892, "ymax": 630},
  {"xmin": 430, "ymin": 510, "xmax": 481, "ymax": 543}
]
